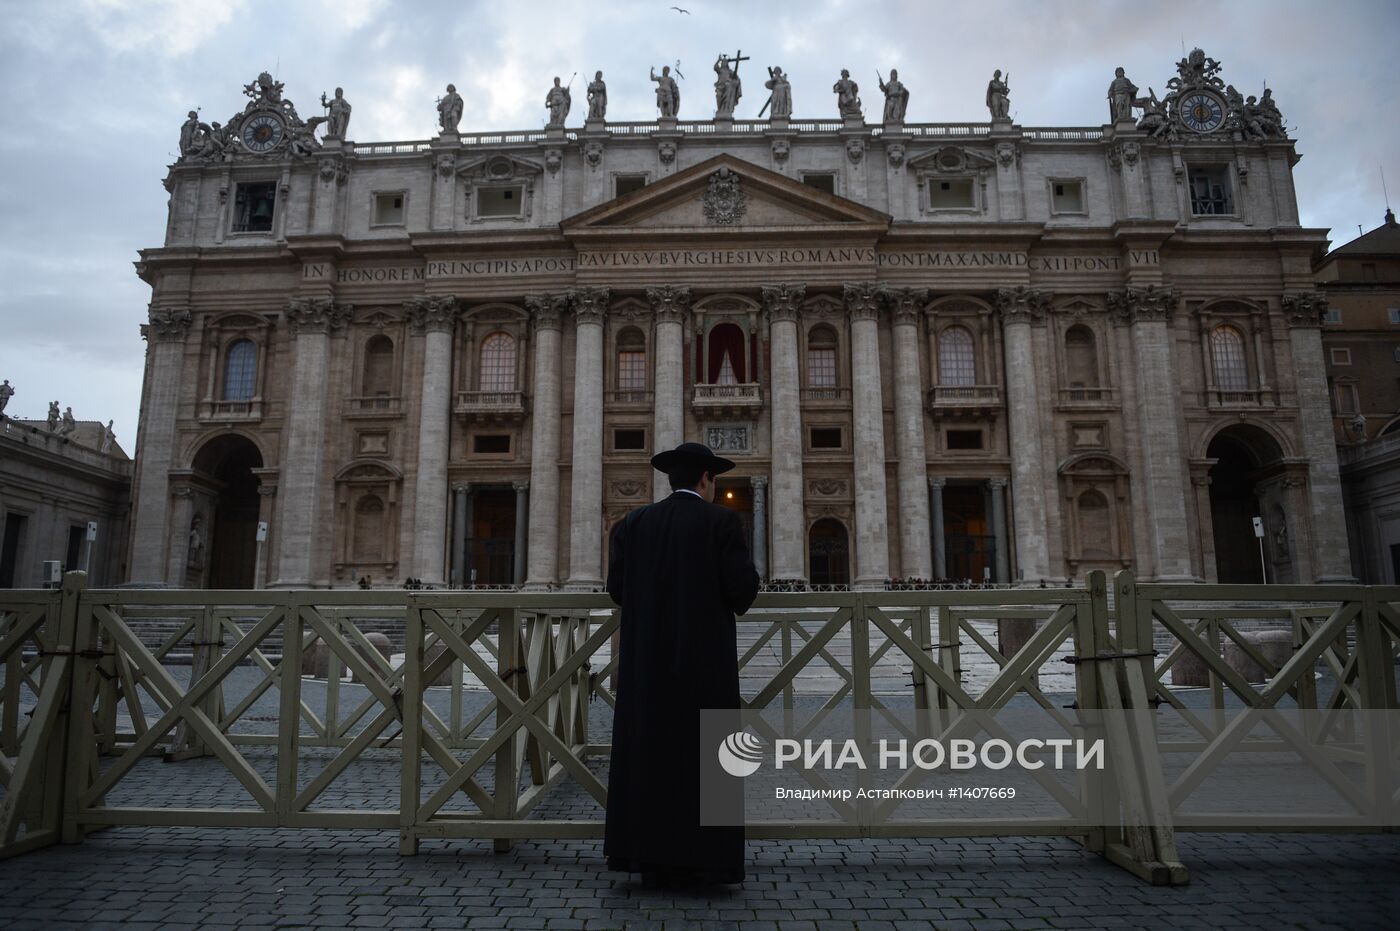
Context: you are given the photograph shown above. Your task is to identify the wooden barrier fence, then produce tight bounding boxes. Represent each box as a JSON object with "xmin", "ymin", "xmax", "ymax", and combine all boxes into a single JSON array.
[{"xmin": 0, "ymin": 570, "xmax": 1396, "ymax": 885}]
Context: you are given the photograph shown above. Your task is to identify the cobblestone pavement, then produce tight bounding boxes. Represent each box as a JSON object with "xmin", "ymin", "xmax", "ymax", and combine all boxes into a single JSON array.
[{"xmin": 0, "ymin": 827, "xmax": 1396, "ymax": 930}]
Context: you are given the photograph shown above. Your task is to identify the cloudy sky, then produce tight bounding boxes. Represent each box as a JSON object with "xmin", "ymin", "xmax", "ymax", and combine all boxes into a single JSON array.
[{"xmin": 2, "ymin": 0, "xmax": 1397, "ymax": 449}]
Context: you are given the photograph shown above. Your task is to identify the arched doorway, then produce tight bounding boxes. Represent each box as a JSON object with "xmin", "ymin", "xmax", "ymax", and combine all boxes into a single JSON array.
[
  {"xmin": 1206, "ymin": 425, "xmax": 1284, "ymax": 583},
  {"xmin": 191, "ymin": 435, "xmax": 263, "ymax": 589},
  {"xmin": 808, "ymin": 518, "xmax": 850, "ymax": 587}
]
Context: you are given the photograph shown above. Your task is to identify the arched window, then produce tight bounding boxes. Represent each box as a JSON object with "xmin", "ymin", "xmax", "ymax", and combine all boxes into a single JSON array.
[
  {"xmin": 222, "ymin": 339, "xmax": 257, "ymax": 401},
  {"xmin": 361, "ymin": 335, "xmax": 395, "ymax": 398},
  {"xmin": 478, "ymin": 332, "xmax": 516, "ymax": 392},
  {"xmin": 707, "ymin": 322, "xmax": 747, "ymax": 384},
  {"xmin": 616, "ymin": 327, "xmax": 646, "ymax": 391},
  {"xmin": 1210, "ymin": 325, "xmax": 1249, "ymax": 392},
  {"xmin": 1077, "ymin": 490, "xmax": 1112, "ymax": 559},
  {"xmin": 938, "ymin": 326, "xmax": 976, "ymax": 386},
  {"xmin": 352, "ymin": 495, "xmax": 386, "ymax": 562},
  {"xmin": 1064, "ymin": 325, "xmax": 1099, "ymax": 391},
  {"xmin": 807, "ymin": 325, "xmax": 838, "ymax": 388}
]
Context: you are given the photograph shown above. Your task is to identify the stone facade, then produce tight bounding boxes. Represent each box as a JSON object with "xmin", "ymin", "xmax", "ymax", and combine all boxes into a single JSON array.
[{"xmin": 127, "ymin": 56, "xmax": 1349, "ymax": 589}]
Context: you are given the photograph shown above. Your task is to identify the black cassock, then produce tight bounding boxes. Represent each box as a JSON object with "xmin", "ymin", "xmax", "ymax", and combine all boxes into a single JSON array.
[{"xmin": 604, "ymin": 490, "xmax": 760, "ymax": 880}]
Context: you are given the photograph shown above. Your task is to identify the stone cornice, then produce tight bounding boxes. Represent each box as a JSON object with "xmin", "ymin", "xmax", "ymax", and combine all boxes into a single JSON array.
[
  {"xmin": 286, "ymin": 297, "xmax": 353, "ymax": 335},
  {"xmin": 569, "ymin": 287, "xmax": 611, "ymax": 326},
  {"xmin": 404, "ymin": 295, "xmax": 459, "ymax": 334},
  {"xmin": 761, "ymin": 283, "xmax": 806, "ymax": 324},
  {"xmin": 1106, "ymin": 285, "xmax": 1179, "ymax": 325},
  {"xmin": 1281, "ymin": 290, "xmax": 1329, "ymax": 329},
  {"xmin": 994, "ymin": 286, "xmax": 1049, "ymax": 325},
  {"xmin": 645, "ymin": 285, "xmax": 692, "ymax": 324},
  {"xmin": 843, "ymin": 283, "xmax": 884, "ymax": 322}
]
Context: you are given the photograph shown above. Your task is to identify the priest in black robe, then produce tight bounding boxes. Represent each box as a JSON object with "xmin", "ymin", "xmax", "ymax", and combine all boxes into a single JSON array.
[{"xmin": 604, "ymin": 441, "xmax": 761, "ymax": 885}]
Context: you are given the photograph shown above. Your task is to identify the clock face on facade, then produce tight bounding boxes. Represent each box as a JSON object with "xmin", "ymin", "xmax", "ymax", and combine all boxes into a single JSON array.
[
  {"xmin": 1180, "ymin": 92, "xmax": 1225, "ymax": 133},
  {"xmin": 241, "ymin": 113, "xmax": 285, "ymax": 153}
]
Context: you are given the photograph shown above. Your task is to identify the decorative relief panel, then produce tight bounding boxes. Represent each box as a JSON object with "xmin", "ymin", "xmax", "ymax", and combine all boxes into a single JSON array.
[{"xmin": 705, "ymin": 424, "xmax": 751, "ymax": 453}]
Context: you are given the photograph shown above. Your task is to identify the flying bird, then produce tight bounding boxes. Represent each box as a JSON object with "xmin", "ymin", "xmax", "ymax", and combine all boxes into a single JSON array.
[{"xmin": 671, "ymin": 6, "xmax": 690, "ymax": 13}]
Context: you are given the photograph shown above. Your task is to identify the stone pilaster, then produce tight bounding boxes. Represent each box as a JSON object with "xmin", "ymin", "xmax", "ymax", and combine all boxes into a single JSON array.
[
  {"xmin": 929, "ymin": 477, "xmax": 947, "ymax": 579},
  {"xmin": 751, "ymin": 475, "xmax": 769, "ymax": 582},
  {"xmin": 512, "ymin": 480, "xmax": 529, "ymax": 587},
  {"xmin": 273, "ymin": 297, "xmax": 351, "ymax": 587},
  {"xmin": 761, "ymin": 283, "xmax": 806, "ymax": 582},
  {"xmin": 408, "ymin": 296, "xmax": 458, "ymax": 585},
  {"xmin": 523, "ymin": 293, "xmax": 567, "ymax": 590},
  {"xmin": 167, "ymin": 483, "xmax": 195, "ymax": 586},
  {"xmin": 566, "ymin": 287, "xmax": 610, "ymax": 590},
  {"xmin": 888, "ymin": 287, "xmax": 932, "ymax": 580},
  {"xmin": 995, "ymin": 287, "xmax": 1050, "ymax": 583},
  {"xmin": 1282, "ymin": 291, "xmax": 1355, "ymax": 580},
  {"xmin": 128, "ymin": 305, "xmax": 192, "ymax": 584},
  {"xmin": 647, "ymin": 285, "xmax": 691, "ymax": 501},
  {"xmin": 450, "ymin": 481, "xmax": 470, "ymax": 587},
  {"xmin": 1107, "ymin": 286, "xmax": 1194, "ymax": 581},
  {"xmin": 845, "ymin": 283, "xmax": 890, "ymax": 587},
  {"xmin": 989, "ymin": 477, "xmax": 1010, "ymax": 584}
]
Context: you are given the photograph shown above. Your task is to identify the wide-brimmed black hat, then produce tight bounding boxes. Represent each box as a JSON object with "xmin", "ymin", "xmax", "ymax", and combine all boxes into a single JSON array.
[{"xmin": 650, "ymin": 441, "xmax": 736, "ymax": 476}]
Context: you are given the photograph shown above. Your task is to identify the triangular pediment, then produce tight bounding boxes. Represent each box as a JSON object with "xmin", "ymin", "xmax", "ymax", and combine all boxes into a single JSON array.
[{"xmin": 562, "ymin": 154, "xmax": 890, "ymax": 237}]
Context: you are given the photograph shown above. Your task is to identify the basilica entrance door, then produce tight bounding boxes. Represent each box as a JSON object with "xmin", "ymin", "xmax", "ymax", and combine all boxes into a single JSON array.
[
  {"xmin": 465, "ymin": 488, "xmax": 516, "ymax": 586},
  {"xmin": 808, "ymin": 518, "xmax": 850, "ymax": 587},
  {"xmin": 715, "ymin": 478, "xmax": 754, "ymax": 556},
  {"xmin": 943, "ymin": 484, "xmax": 994, "ymax": 582},
  {"xmin": 192, "ymin": 435, "xmax": 263, "ymax": 589}
]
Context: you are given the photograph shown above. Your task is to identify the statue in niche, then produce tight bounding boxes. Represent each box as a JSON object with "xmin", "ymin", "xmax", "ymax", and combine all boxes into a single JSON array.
[
  {"xmin": 878, "ymin": 69, "xmax": 909, "ymax": 122},
  {"xmin": 761, "ymin": 66, "xmax": 791, "ymax": 119},
  {"xmin": 832, "ymin": 69, "xmax": 862, "ymax": 119},
  {"xmin": 0, "ymin": 379, "xmax": 13, "ymax": 414},
  {"xmin": 47, "ymin": 400, "xmax": 60, "ymax": 432},
  {"xmin": 59, "ymin": 406, "xmax": 76, "ymax": 437},
  {"xmin": 320, "ymin": 87, "xmax": 352, "ymax": 138},
  {"xmin": 1107, "ymin": 67, "xmax": 1138, "ymax": 122},
  {"xmin": 187, "ymin": 514, "xmax": 206, "ymax": 572},
  {"xmin": 544, "ymin": 76, "xmax": 572, "ymax": 127},
  {"xmin": 986, "ymin": 69, "xmax": 1010, "ymax": 120},
  {"xmin": 650, "ymin": 64, "xmax": 680, "ymax": 118},
  {"xmin": 586, "ymin": 71, "xmax": 607, "ymax": 120},
  {"xmin": 712, "ymin": 52, "xmax": 744, "ymax": 118},
  {"xmin": 437, "ymin": 84, "xmax": 463, "ymax": 134}
]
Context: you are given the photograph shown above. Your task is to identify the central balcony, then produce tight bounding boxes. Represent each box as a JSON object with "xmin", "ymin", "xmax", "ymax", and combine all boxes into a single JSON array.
[
  {"xmin": 691, "ymin": 383, "xmax": 763, "ymax": 419},
  {"xmin": 927, "ymin": 384, "xmax": 1003, "ymax": 420},
  {"xmin": 455, "ymin": 390, "xmax": 528, "ymax": 424}
]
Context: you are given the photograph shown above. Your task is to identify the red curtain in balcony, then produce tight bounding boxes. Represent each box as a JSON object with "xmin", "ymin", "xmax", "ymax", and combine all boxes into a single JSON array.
[{"xmin": 706, "ymin": 322, "xmax": 746, "ymax": 384}]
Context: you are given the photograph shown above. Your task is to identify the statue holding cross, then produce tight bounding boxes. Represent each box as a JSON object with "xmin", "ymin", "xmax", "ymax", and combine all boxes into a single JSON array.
[{"xmin": 713, "ymin": 50, "xmax": 747, "ymax": 119}]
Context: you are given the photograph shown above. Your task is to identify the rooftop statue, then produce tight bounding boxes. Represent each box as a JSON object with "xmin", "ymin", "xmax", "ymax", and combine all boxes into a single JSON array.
[
  {"xmin": 101, "ymin": 420, "xmax": 115, "ymax": 453},
  {"xmin": 833, "ymin": 69, "xmax": 862, "ymax": 119},
  {"xmin": 0, "ymin": 379, "xmax": 12, "ymax": 414},
  {"xmin": 1135, "ymin": 88, "xmax": 1176, "ymax": 140},
  {"xmin": 320, "ymin": 87, "xmax": 352, "ymax": 138},
  {"xmin": 760, "ymin": 66, "xmax": 791, "ymax": 119},
  {"xmin": 545, "ymin": 75, "xmax": 572, "ymax": 127},
  {"xmin": 587, "ymin": 71, "xmax": 607, "ymax": 120},
  {"xmin": 179, "ymin": 111, "xmax": 204, "ymax": 156},
  {"xmin": 713, "ymin": 51, "xmax": 746, "ymax": 118},
  {"xmin": 437, "ymin": 84, "xmax": 463, "ymax": 134},
  {"xmin": 1107, "ymin": 67, "xmax": 1138, "ymax": 122},
  {"xmin": 47, "ymin": 400, "xmax": 59, "ymax": 432},
  {"xmin": 1256, "ymin": 88, "xmax": 1285, "ymax": 138},
  {"xmin": 650, "ymin": 64, "xmax": 680, "ymax": 118},
  {"xmin": 878, "ymin": 69, "xmax": 909, "ymax": 123},
  {"xmin": 986, "ymin": 69, "xmax": 1010, "ymax": 120},
  {"xmin": 59, "ymin": 405, "xmax": 76, "ymax": 437}
]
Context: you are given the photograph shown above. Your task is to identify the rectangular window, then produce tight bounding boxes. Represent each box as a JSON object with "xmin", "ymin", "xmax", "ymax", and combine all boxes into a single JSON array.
[
  {"xmin": 810, "ymin": 427, "xmax": 843, "ymax": 450},
  {"xmin": 1323, "ymin": 308, "xmax": 1342, "ymax": 325},
  {"xmin": 613, "ymin": 429, "xmax": 646, "ymax": 451},
  {"xmin": 808, "ymin": 348, "xmax": 837, "ymax": 388},
  {"xmin": 477, "ymin": 185, "xmax": 524, "ymax": 218},
  {"xmin": 614, "ymin": 175, "xmax": 647, "ymax": 197},
  {"xmin": 946, "ymin": 429, "xmax": 984, "ymax": 451},
  {"xmin": 1050, "ymin": 180, "xmax": 1085, "ymax": 214},
  {"xmin": 373, "ymin": 192, "xmax": 406, "ymax": 226},
  {"xmin": 617, "ymin": 351, "xmax": 646, "ymax": 391},
  {"xmin": 1388, "ymin": 308, "xmax": 1400, "ymax": 325},
  {"xmin": 473, "ymin": 434, "xmax": 511, "ymax": 455},
  {"xmin": 801, "ymin": 173, "xmax": 836, "ymax": 195},
  {"xmin": 1330, "ymin": 348, "xmax": 1352, "ymax": 366},
  {"xmin": 928, "ymin": 178, "xmax": 975, "ymax": 210},
  {"xmin": 1331, "ymin": 382, "xmax": 1359, "ymax": 415},
  {"xmin": 1187, "ymin": 165, "xmax": 1233, "ymax": 215},
  {"xmin": 232, "ymin": 181, "xmax": 277, "ymax": 232}
]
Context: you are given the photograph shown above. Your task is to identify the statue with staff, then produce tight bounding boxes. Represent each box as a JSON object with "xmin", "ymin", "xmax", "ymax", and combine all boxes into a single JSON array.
[
  {"xmin": 545, "ymin": 74, "xmax": 573, "ymax": 127},
  {"xmin": 878, "ymin": 68, "xmax": 909, "ymax": 123},
  {"xmin": 713, "ymin": 50, "xmax": 747, "ymax": 118},
  {"xmin": 758, "ymin": 65, "xmax": 791, "ymax": 119},
  {"xmin": 650, "ymin": 64, "xmax": 681, "ymax": 118},
  {"xmin": 320, "ymin": 87, "xmax": 352, "ymax": 138},
  {"xmin": 986, "ymin": 68, "xmax": 1010, "ymax": 120},
  {"xmin": 436, "ymin": 83, "xmax": 463, "ymax": 134}
]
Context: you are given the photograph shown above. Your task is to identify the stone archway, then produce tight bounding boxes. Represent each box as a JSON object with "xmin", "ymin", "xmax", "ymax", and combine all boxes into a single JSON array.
[
  {"xmin": 1205, "ymin": 424, "xmax": 1287, "ymax": 583},
  {"xmin": 808, "ymin": 518, "xmax": 850, "ymax": 587},
  {"xmin": 191, "ymin": 434, "xmax": 263, "ymax": 589}
]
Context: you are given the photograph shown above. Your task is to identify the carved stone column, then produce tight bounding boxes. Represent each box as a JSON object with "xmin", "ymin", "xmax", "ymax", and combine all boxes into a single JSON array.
[
  {"xmin": 888, "ymin": 288, "xmax": 932, "ymax": 579},
  {"xmin": 995, "ymin": 287, "xmax": 1049, "ymax": 583},
  {"xmin": 1283, "ymin": 292, "xmax": 1355, "ymax": 580},
  {"xmin": 273, "ymin": 298, "xmax": 351, "ymax": 587},
  {"xmin": 408, "ymin": 296, "xmax": 458, "ymax": 585},
  {"xmin": 524, "ymin": 294, "xmax": 567, "ymax": 590},
  {"xmin": 167, "ymin": 484, "xmax": 195, "ymax": 587},
  {"xmin": 567, "ymin": 287, "xmax": 610, "ymax": 590},
  {"xmin": 989, "ymin": 477, "xmax": 1010, "ymax": 584},
  {"xmin": 512, "ymin": 480, "xmax": 529, "ymax": 587},
  {"xmin": 648, "ymin": 285, "xmax": 691, "ymax": 501},
  {"xmin": 128, "ymin": 306, "xmax": 192, "ymax": 584},
  {"xmin": 846, "ymin": 283, "xmax": 890, "ymax": 587},
  {"xmin": 1108, "ymin": 286, "xmax": 1194, "ymax": 581},
  {"xmin": 929, "ymin": 477, "xmax": 947, "ymax": 579},
  {"xmin": 450, "ymin": 482, "xmax": 470, "ymax": 587},
  {"xmin": 751, "ymin": 475, "xmax": 769, "ymax": 582},
  {"xmin": 761, "ymin": 284, "xmax": 806, "ymax": 582}
]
